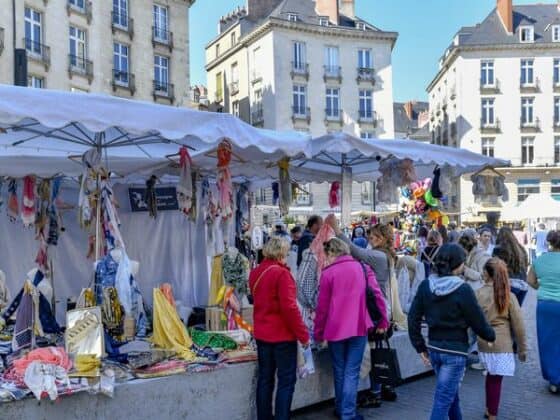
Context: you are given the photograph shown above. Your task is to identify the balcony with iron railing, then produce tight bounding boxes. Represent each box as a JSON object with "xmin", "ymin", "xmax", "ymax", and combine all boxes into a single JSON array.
[
  {"xmin": 229, "ymin": 81, "xmax": 239, "ymax": 95},
  {"xmin": 480, "ymin": 78, "xmax": 500, "ymax": 94},
  {"xmin": 251, "ymin": 106, "xmax": 264, "ymax": 126},
  {"xmin": 292, "ymin": 106, "xmax": 311, "ymax": 123},
  {"xmin": 291, "ymin": 62, "xmax": 309, "ymax": 80},
  {"xmin": 67, "ymin": 1, "xmax": 92, "ymax": 23},
  {"xmin": 112, "ymin": 69, "xmax": 135, "ymax": 94},
  {"xmin": 356, "ymin": 67, "xmax": 375, "ymax": 84},
  {"xmin": 111, "ymin": 11, "xmax": 134, "ymax": 38},
  {"xmin": 152, "ymin": 26, "xmax": 173, "ymax": 50},
  {"xmin": 68, "ymin": 54, "xmax": 93, "ymax": 81},
  {"xmin": 323, "ymin": 65, "xmax": 342, "ymax": 83},
  {"xmin": 358, "ymin": 110, "xmax": 377, "ymax": 126},
  {"xmin": 0, "ymin": 28, "xmax": 4, "ymax": 56},
  {"xmin": 520, "ymin": 76, "xmax": 540, "ymax": 93},
  {"xmin": 324, "ymin": 108, "xmax": 343, "ymax": 124},
  {"xmin": 152, "ymin": 80, "xmax": 174, "ymax": 102},
  {"xmin": 24, "ymin": 38, "xmax": 51, "ymax": 69},
  {"xmin": 480, "ymin": 118, "xmax": 501, "ymax": 134},
  {"xmin": 520, "ymin": 117, "xmax": 541, "ymax": 133}
]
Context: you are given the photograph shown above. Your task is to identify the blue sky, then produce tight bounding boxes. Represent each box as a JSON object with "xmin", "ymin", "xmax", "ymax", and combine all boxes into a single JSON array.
[{"xmin": 189, "ymin": 0, "xmax": 545, "ymax": 102}]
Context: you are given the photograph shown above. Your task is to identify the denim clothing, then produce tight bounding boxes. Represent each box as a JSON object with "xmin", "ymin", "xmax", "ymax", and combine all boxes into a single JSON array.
[
  {"xmin": 95, "ymin": 254, "xmax": 119, "ymax": 304},
  {"xmin": 256, "ymin": 340, "xmax": 298, "ymax": 420},
  {"xmin": 328, "ymin": 336, "xmax": 367, "ymax": 420},
  {"xmin": 429, "ymin": 350, "xmax": 467, "ymax": 420}
]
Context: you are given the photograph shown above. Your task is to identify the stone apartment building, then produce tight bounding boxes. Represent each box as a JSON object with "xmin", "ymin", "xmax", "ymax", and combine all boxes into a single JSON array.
[
  {"xmin": 428, "ymin": 0, "xmax": 560, "ymax": 222},
  {"xmin": 204, "ymin": 0, "xmax": 397, "ymax": 220},
  {"xmin": 0, "ymin": 0, "xmax": 194, "ymax": 105}
]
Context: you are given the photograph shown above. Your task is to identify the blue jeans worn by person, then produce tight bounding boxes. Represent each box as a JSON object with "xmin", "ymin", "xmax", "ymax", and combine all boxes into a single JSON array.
[
  {"xmin": 429, "ymin": 350, "xmax": 467, "ymax": 420},
  {"xmin": 256, "ymin": 340, "xmax": 298, "ymax": 420},
  {"xmin": 329, "ymin": 336, "xmax": 367, "ymax": 420}
]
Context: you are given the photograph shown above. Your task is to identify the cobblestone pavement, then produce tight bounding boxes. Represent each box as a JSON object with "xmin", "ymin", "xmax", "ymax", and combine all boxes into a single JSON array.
[{"xmin": 293, "ymin": 289, "xmax": 559, "ymax": 420}]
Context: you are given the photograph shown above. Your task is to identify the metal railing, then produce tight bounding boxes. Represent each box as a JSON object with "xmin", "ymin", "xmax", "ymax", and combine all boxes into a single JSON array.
[
  {"xmin": 112, "ymin": 11, "xmax": 134, "ymax": 38},
  {"xmin": 24, "ymin": 38, "xmax": 51, "ymax": 67},
  {"xmin": 292, "ymin": 106, "xmax": 311, "ymax": 118},
  {"xmin": 67, "ymin": 1, "xmax": 92, "ymax": 23},
  {"xmin": 325, "ymin": 108, "xmax": 342, "ymax": 121},
  {"xmin": 357, "ymin": 67, "xmax": 375, "ymax": 83},
  {"xmin": 520, "ymin": 117, "xmax": 541, "ymax": 131},
  {"xmin": 68, "ymin": 54, "xmax": 93, "ymax": 78},
  {"xmin": 480, "ymin": 78, "xmax": 500, "ymax": 92},
  {"xmin": 291, "ymin": 62, "xmax": 309, "ymax": 79},
  {"xmin": 324, "ymin": 65, "xmax": 342, "ymax": 80},
  {"xmin": 520, "ymin": 76, "xmax": 540, "ymax": 91},
  {"xmin": 153, "ymin": 80, "xmax": 174, "ymax": 100},
  {"xmin": 152, "ymin": 27, "xmax": 173, "ymax": 49},
  {"xmin": 112, "ymin": 69, "xmax": 135, "ymax": 93},
  {"xmin": 480, "ymin": 118, "xmax": 501, "ymax": 132},
  {"xmin": 358, "ymin": 109, "xmax": 376, "ymax": 122}
]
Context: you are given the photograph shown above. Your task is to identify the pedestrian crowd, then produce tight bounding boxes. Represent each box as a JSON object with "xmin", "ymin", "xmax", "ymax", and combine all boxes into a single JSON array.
[{"xmin": 249, "ymin": 216, "xmax": 559, "ymax": 420}]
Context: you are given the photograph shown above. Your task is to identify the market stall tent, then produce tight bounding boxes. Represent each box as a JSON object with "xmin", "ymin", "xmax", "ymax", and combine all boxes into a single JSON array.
[{"xmin": 501, "ymin": 194, "xmax": 560, "ymax": 221}]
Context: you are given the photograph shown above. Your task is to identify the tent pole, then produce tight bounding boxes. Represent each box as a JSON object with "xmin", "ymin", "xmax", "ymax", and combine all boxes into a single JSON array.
[
  {"xmin": 341, "ymin": 154, "xmax": 352, "ymax": 228},
  {"xmin": 94, "ymin": 133, "xmax": 103, "ymax": 261}
]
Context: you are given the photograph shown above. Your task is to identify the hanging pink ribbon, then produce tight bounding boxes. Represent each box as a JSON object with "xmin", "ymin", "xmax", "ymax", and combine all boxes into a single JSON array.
[
  {"xmin": 217, "ymin": 140, "xmax": 233, "ymax": 220},
  {"xmin": 329, "ymin": 182, "xmax": 341, "ymax": 209},
  {"xmin": 177, "ymin": 146, "xmax": 194, "ymax": 216}
]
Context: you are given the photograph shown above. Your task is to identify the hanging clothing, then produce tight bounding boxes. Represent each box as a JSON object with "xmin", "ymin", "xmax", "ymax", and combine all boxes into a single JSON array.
[
  {"xmin": 217, "ymin": 140, "xmax": 233, "ymax": 220},
  {"xmin": 296, "ymin": 249, "xmax": 319, "ymax": 343},
  {"xmin": 177, "ymin": 146, "xmax": 194, "ymax": 217},
  {"xmin": 329, "ymin": 182, "xmax": 341, "ymax": 208},
  {"xmin": 12, "ymin": 282, "xmax": 34, "ymax": 352},
  {"xmin": 278, "ymin": 158, "xmax": 292, "ymax": 215},
  {"xmin": 21, "ymin": 176, "xmax": 36, "ymax": 227},
  {"xmin": 94, "ymin": 253, "xmax": 119, "ymax": 305},
  {"xmin": 222, "ymin": 252, "xmax": 249, "ymax": 297},
  {"xmin": 208, "ymin": 255, "xmax": 225, "ymax": 306}
]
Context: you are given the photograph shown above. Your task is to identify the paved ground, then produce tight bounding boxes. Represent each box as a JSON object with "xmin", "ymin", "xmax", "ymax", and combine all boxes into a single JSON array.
[{"xmin": 293, "ymin": 288, "xmax": 559, "ymax": 420}]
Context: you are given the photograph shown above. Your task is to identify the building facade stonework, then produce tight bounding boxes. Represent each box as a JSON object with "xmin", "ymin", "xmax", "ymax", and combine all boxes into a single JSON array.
[
  {"xmin": 205, "ymin": 0, "xmax": 397, "ymax": 218},
  {"xmin": 428, "ymin": 1, "xmax": 560, "ymax": 223},
  {"xmin": 0, "ymin": 0, "xmax": 194, "ymax": 105}
]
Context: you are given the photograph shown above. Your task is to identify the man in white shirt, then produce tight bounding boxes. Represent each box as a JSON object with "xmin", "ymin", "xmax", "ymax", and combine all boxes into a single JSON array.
[{"xmin": 535, "ymin": 223, "xmax": 549, "ymax": 257}]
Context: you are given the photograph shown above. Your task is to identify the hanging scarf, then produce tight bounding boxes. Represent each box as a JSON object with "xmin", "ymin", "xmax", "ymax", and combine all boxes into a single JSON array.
[
  {"xmin": 217, "ymin": 140, "xmax": 233, "ymax": 220},
  {"xmin": 101, "ymin": 177, "xmax": 124, "ymax": 251},
  {"xmin": 309, "ymin": 215, "xmax": 336, "ymax": 277},
  {"xmin": 47, "ymin": 177, "xmax": 62, "ymax": 246},
  {"xmin": 202, "ymin": 178, "xmax": 215, "ymax": 242},
  {"xmin": 145, "ymin": 175, "xmax": 158, "ymax": 219},
  {"xmin": 78, "ymin": 149, "xmax": 101, "ymax": 228},
  {"xmin": 221, "ymin": 286, "xmax": 253, "ymax": 334},
  {"xmin": 159, "ymin": 283, "xmax": 176, "ymax": 308},
  {"xmin": 7, "ymin": 179, "xmax": 19, "ymax": 222},
  {"xmin": 272, "ymin": 182, "xmax": 279, "ymax": 205},
  {"xmin": 329, "ymin": 182, "xmax": 341, "ymax": 208},
  {"xmin": 12, "ymin": 281, "xmax": 34, "ymax": 352},
  {"xmin": 22, "ymin": 176, "xmax": 36, "ymax": 227},
  {"xmin": 278, "ymin": 158, "xmax": 292, "ymax": 215},
  {"xmin": 177, "ymin": 146, "xmax": 194, "ymax": 217}
]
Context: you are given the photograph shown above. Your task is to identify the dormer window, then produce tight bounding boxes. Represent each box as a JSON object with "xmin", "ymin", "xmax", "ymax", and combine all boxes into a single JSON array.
[
  {"xmin": 553, "ymin": 25, "xmax": 560, "ymax": 42},
  {"xmin": 357, "ymin": 22, "xmax": 366, "ymax": 31},
  {"xmin": 520, "ymin": 25, "xmax": 534, "ymax": 43},
  {"xmin": 287, "ymin": 13, "xmax": 298, "ymax": 22},
  {"xmin": 319, "ymin": 17, "xmax": 329, "ymax": 27}
]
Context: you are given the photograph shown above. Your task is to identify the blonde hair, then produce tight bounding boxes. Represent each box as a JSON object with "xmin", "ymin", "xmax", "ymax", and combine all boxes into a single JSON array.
[
  {"xmin": 323, "ymin": 237, "xmax": 350, "ymax": 258},
  {"xmin": 262, "ymin": 237, "xmax": 290, "ymax": 261}
]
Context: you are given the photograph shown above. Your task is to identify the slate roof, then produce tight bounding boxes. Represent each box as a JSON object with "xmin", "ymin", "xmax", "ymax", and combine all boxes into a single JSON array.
[{"xmin": 393, "ymin": 101, "xmax": 429, "ymax": 135}]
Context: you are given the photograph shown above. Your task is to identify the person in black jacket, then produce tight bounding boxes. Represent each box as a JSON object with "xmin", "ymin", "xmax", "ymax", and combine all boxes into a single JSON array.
[
  {"xmin": 296, "ymin": 215, "xmax": 323, "ymax": 267},
  {"xmin": 408, "ymin": 243, "xmax": 496, "ymax": 420}
]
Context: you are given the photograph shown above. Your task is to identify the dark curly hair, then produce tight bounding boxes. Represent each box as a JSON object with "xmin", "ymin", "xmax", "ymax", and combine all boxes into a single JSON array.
[
  {"xmin": 547, "ymin": 230, "xmax": 560, "ymax": 250},
  {"xmin": 458, "ymin": 235, "xmax": 477, "ymax": 253},
  {"xmin": 496, "ymin": 227, "xmax": 528, "ymax": 275}
]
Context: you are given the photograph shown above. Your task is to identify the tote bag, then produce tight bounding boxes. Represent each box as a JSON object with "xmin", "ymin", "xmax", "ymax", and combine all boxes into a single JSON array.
[{"xmin": 371, "ymin": 339, "xmax": 402, "ymax": 387}]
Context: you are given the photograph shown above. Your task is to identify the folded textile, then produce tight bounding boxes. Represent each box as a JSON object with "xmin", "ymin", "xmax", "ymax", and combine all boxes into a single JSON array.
[
  {"xmin": 24, "ymin": 361, "xmax": 70, "ymax": 401},
  {"xmin": 133, "ymin": 360, "xmax": 187, "ymax": 379},
  {"xmin": 11, "ymin": 346, "xmax": 72, "ymax": 379}
]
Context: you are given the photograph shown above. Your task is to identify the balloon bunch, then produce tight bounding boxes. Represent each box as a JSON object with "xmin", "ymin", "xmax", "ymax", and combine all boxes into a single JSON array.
[{"xmin": 400, "ymin": 178, "xmax": 446, "ymax": 223}]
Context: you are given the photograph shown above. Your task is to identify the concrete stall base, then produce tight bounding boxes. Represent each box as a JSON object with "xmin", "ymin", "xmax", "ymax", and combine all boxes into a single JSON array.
[{"xmin": 3, "ymin": 332, "xmax": 430, "ymax": 420}]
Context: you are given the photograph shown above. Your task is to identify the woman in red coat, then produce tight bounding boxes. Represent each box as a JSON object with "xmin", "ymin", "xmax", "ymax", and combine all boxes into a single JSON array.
[{"xmin": 249, "ymin": 237, "xmax": 310, "ymax": 420}]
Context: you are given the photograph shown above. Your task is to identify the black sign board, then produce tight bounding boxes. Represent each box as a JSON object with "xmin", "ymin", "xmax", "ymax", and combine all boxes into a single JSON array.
[{"xmin": 128, "ymin": 187, "xmax": 179, "ymax": 212}]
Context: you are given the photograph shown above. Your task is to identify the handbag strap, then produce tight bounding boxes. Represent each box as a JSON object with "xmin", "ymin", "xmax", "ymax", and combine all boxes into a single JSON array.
[
  {"xmin": 360, "ymin": 262, "xmax": 368, "ymax": 293},
  {"xmin": 250, "ymin": 265, "xmax": 281, "ymax": 296}
]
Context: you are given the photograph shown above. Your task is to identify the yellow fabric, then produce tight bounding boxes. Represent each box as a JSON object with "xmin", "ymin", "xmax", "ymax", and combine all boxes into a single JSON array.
[
  {"xmin": 208, "ymin": 256, "xmax": 224, "ymax": 306},
  {"xmin": 71, "ymin": 354, "xmax": 101, "ymax": 377},
  {"xmin": 277, "ymin": 157, "xmax": 290, "ymax": 171},
  {"xmin": 151, "ymin": 289, "xmax": 195, "ymax": 360}
]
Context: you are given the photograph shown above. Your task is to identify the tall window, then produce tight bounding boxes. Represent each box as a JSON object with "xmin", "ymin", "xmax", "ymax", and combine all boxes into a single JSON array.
[
  {"xmin": 326, "ymin": 88, "xmax": 340, "ymax": 117},
  {"xmin": 69, "ymin": 26, "xmax": 87, "ymax": 68},
  {"xmin": 480, "ymin": 60, "xmax": 494, "ymax": 86},
  {"xmin": 554, "ymin": 25, "xmax": 560, "ymax": 42},
  {"xmin": 555, "ymin": 137, "xmax": 560, "ymax": 164},
  {"xmin": 153, "ymin": 4, "xmax": 169, "ymax": 41},
  {"xmin": 552, "ymin": 180, "xmax": 560, "ymax": 201},
  {"xmin": 154, "ymin": 55, "xmax": 169, "ymax": 91},
  {"xmin": 231, "ymin": 63, "xmax": 239, "ymax": 84},
  {"xmin": 287, "ymin": 13, "xmax": 298, "ymax": 22},
  {"xmin": 28, "ymin": 76, "xmax": 44, "ymax": 88},
  {"xmin": 555, "ymin": 97, "xmax": 560, "ymax": 125},
  {"xmin": 517, "ymin": 179, "xmax": 539, "ymax": 202},
  {"xmin": 215, "ymin": 44, "xmax": 220, "ymax": 58},
  {"xmin": 69, "ymin": 0, "xmax": 86, "ymax": 10},
  {"xmin": 481, "ymin": 138, "xmax": 495, "ymax": 157},
  {"xmin": 293, "ymin": 85, "xmax": 306, "ymax": 115},
  {"xmin": 521, "ymin": 59, "xmax": 534, "ymax": 85},
  {"xmin": 24, "ymin": 8, "xmax": 42, "ymax": 54},
  {"xmin": 113, "ymin": 43, "xmax": 129, "ymax": 84},
  {"xmin": 293, "ymin": 42, "xmax": 306, "ymax": 70},
  {"xmin": 555, "ymin": 59, "xmax": 560, "ymax": 85},
  {"xmin": 232, "ymin": 101, "xmax": 239, "ymax": 117},
  {"xmin": 359, "ymin": 90, "xmax": 373, "ymax": 118},
  {"xmin": 324, "ymin": 46, "xmax": 339, "ymax": 73},
  {"xmin": 521, "ymin": 137, "xmax": 534, "ymax": 165},
  {"xmin": 254, "ymin": 89, "xmax": 262, "ymax": 108},
  {"xmin": 231, "ymin": 32, "xmax": 237, "ymax": 46},
  {"xmin": 252, "ymin": 47, "xmax": 261, "ymax": 80},
  {"xmin": 520, "ymin": 26, "xmax": 534, "ymax": 43},
  {"xmin": 521, "ymin": 97, "xmax": 534, "ymax": 124},
  {"xmin": 215, "ymin": 72, "xmax": 223, "ymax": 101},
  {"xmin": 481, "ymin": 98, "xmax": 495, "ymax": 125},
  {"xmin": 358, "ymin": 49, "xmax": 372, "ymax": 69},
  {"xmin": 113, "ymin": 0, "xmax": 128, "ymax": 27}
]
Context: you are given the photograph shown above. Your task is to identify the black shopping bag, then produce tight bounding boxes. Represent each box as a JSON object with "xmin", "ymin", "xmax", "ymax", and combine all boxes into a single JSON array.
[{"xmin": 371, "ymin": 339, "xmax": 402, "ymax": 387}]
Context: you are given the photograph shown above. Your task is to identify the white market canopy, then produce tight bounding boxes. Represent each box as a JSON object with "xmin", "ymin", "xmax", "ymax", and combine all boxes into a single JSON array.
[
  {"xmin": 502, "ymin": 194, "xmax": 560, "ymax": 220},
  {"xmin": 0, "ymin": 84, "xmax": 311, "ymax": 178}
]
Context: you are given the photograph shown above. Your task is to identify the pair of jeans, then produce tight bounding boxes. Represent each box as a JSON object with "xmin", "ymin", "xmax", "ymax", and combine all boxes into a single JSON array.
[
  {"xmin": 256, "ymin": 340, "xmax": 298, "ymax": 420},
  {"xmin": 328, "ymin": 336, "xmax": 367, "ymax": 420},
  {"xmin": 428, "ymin": 350, "xmax": 467, "ymax": 420}
]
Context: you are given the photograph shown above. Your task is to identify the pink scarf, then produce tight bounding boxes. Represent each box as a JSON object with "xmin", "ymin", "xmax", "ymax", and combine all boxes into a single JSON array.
[{"xmin": 309, "ymin": 216, "xmax": 336, "ymax": 276}]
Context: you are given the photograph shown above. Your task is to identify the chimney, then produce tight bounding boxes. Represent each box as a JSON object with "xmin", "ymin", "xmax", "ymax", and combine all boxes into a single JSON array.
[
  {"xmin": 316, "ymin": 0, "xmax": 339, "ymax": 25},
  {"xmin": 497, "ymin": 0, "xmax": 513, "ymax": 34},
  {"xmin": 339, "ymin": 0, "xmax": 355, "ymax": 18},
  {"xmin": 404, "ymin": 102, "xmax": 414, "ymax": 120},
  {"xmin": 247, "ymin": 0, "xmax": 282, "ymax": 21}
]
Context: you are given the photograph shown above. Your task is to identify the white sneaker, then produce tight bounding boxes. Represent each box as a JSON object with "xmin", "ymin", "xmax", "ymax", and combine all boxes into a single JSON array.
[{"xmin": 470, "ymin": 362, "xmax": 485, "ymax": 371}]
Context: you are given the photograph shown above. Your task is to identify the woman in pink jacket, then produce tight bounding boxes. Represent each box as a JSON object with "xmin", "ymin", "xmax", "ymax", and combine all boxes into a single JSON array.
[{"xmin": 314, "ymin": 238, "xmax": 389, "ymax": 420}]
